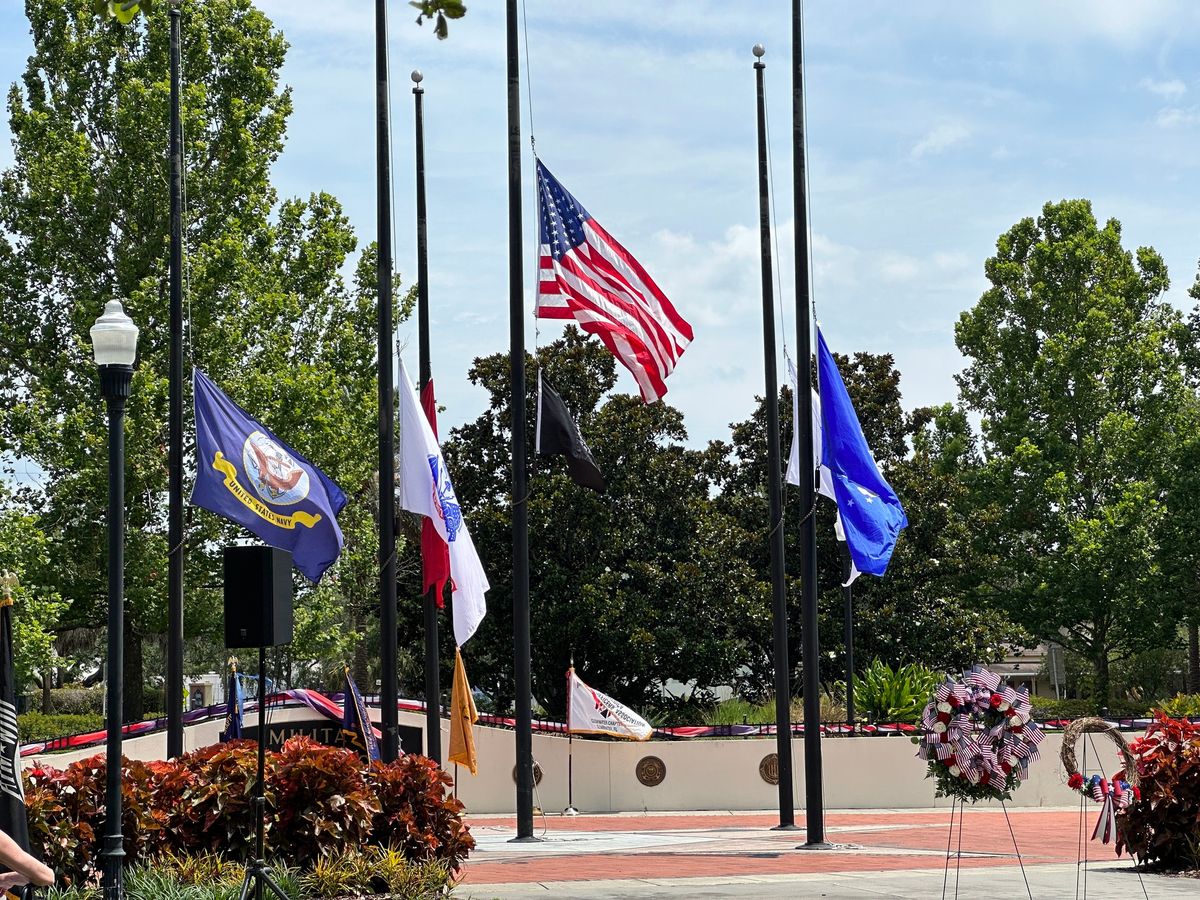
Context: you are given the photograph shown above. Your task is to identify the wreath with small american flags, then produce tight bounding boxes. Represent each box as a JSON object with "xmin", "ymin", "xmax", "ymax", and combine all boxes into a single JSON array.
[
  {"xmin": 915, "ymin": 666, "xmax": 1045, "ymax": 802},
  {"xmin": 1060, "ymin": 717, "xmax": 1140, "ymax": 845}
]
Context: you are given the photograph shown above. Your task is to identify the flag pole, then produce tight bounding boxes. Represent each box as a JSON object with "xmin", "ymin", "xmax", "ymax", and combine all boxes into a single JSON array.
[
  {"xmin": 792, "ymin": 0, "xmax": 829, "ymax": 848},
  {"xmin": 564, "ymin": 662, "xmax": 578, "ymax": 815},
  {"xmin": 166, "ymin": 0, "xmax": 185, "ymax": 761},
  {"xmin": 412, "ymin": 68, "xmax": 442, "ymax": 765},
  {"xmin": 753, "ymin": 44, "xmax": 798, "ymax": 831},
  {"xmin": 842, "ymin": 546, "xmax": 855, "ymax": 730},
  {"xmin": 375, "ymin": 0, "xmax": 400, "ymax": 763},
  {"xmin": 506, "ymin": 0, "xmax": 536, "ymax": 842}
]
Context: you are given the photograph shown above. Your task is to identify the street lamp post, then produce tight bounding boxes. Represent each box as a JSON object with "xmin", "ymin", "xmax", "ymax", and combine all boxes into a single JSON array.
[{"xmin": 91, "ymin": 300, "xmax": 139, "ymax": 900}]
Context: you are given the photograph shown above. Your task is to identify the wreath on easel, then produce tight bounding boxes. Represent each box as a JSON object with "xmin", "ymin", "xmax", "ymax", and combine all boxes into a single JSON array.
[
  {"xmin": 1060, "ymin": 717, "xmax": 1141, "ymax": 846},
  {"xmin": 916, "ymin": 666, "xmax": 1045, "ymax": 803}
]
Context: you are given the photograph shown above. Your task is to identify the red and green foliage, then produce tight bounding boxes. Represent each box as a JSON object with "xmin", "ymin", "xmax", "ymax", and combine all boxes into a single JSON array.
[
  {"xmin": 24, "ymin": 756, "xmax": 165, "ymax": 888},
  {"xmin": 1117, "ymin": 713, "xmax": 1200, "ymax": 868},
  {"xmin": 273, "ymin": 737, "xmax": 381, "ymax": 865},
  {"xmin": 364, "ymin": 754, "xmax": 474, "ymax": 866},
  {"xmin": 170, "ymin": 740, "xmax": 274, "ymax": 858},
  {"xmin": 23, "ymin": 738, "xmax": 473, "ymax": 887}
]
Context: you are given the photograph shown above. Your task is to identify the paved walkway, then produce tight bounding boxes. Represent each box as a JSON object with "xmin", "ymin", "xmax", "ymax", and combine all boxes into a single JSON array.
[{"xmin": 458, "ymin": 809, "xmax": 1194, "ymax": 898}]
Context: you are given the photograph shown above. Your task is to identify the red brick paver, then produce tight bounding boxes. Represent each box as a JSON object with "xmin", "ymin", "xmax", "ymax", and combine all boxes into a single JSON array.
[{"xmin": 462, "ymin": 809, "xmax": 1103, "ymax": 887}]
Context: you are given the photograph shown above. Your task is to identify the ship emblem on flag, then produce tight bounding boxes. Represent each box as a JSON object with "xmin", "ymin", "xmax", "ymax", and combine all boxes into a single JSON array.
[{"xmin": 191, "ymin": 370, "xmax": 347, "ymax": 582}]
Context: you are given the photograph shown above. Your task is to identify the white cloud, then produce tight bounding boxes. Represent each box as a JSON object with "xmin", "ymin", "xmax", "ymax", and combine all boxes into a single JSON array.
[
  {"xmin": 911, "ymin": 123, "xmax": 970, "ymax": 158},
  {"xmin": 978, "ymin": 0, "xmax": 1194, "ymax": 48},
  {"xmin": 879, "ymin": 252, "xmax": 920, "ymax": 282},
  {"xmin": 649, "ymin": 223, "xmax": 762, "ymax": 328},
  {"xmin": 1141, "ymin": 77, "xmax": 1187, "ymax": 99},
  {"xmin": 1156, "ymin": 106, "xmax": 1200, "ymax": 128}
]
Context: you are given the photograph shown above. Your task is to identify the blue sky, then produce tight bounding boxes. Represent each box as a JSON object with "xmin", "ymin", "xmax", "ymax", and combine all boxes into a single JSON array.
[{"xmin": 4, "ymin": 1, "xmax": 1200, "ymax": 448}]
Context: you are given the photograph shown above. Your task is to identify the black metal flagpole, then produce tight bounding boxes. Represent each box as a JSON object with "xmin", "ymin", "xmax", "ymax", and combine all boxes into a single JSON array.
[
  {"xmin": 753, "ymin": 43, "xmax": 797, "ymax": 831},
  {"xmin": 375, "ymin": 0, "xmax": 399, "ymax": 763},
  {"xmin": 564, "ymin": 660, "xmax": 578, "ymax": 815},
  {"xmin": 506, "ymin": 0, "xmax": 535, "ymax": 842},
  {"xmin": 792, "ymin": 0, "xmax": 828, "ymax": 848},
  {"xmin": 412, "ymin": 68, "xmax": 442, "ymax": 765},
  {"xmin": 166, "ymin": 0, "xmax": 185, "ymax": 761},
  {"xmin": 842, "ymin": 546, "xmax": 855, "ymax": 729}
]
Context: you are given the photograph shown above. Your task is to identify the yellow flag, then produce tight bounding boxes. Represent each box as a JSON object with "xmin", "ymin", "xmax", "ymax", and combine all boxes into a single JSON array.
[{"xmin": 448, "ymin": 647, "xmax": 479, "ymax": 775}]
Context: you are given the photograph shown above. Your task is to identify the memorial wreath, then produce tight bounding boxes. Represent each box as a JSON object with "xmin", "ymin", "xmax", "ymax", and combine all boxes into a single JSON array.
[{"xmin": 916, "ymin": 666, "xmax": 1045, "ymax": 802}]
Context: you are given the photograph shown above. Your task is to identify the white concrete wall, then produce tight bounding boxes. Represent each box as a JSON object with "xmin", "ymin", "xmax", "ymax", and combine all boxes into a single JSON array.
[
  {"xmin": 446, "ymin": 722, "xmax": 1072, "ymax": 814},
  {"xmin": 24, "ymin": 710, "xmax": 1075, "ymax": 814}
]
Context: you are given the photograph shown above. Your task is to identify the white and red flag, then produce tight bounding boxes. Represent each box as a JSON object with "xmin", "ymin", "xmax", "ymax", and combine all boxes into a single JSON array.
[
  {"xmin": 397, "ymin": 358, "xmax": 488, "ymax": 646},
  {"xmin": 535, "ymin": 159, "xmax": 693, "ymax": 403},
  {"xmin": 566, "ymin": 667, "xmax": 653, "ymax": 741},
  {"xmin": 419, "ymin": 379, "xmax": 451, "ymax": 604}
]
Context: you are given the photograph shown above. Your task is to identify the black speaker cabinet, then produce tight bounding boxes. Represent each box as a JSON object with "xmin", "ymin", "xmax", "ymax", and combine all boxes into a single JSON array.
[{"xmin": 224, "ymin": 545, "xmax": 294, "ymax": 648}]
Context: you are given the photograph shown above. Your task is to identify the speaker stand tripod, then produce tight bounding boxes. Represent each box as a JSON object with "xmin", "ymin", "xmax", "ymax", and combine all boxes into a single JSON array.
[{"xmin": 238, "ymin": 645, "xmax": 290, "ymax": 900}]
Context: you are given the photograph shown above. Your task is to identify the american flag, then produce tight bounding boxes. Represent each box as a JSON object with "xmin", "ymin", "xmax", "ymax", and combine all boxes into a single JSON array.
[{"xmin": 536, "ymin": 159, "xmax": 693, "ymax": 402}]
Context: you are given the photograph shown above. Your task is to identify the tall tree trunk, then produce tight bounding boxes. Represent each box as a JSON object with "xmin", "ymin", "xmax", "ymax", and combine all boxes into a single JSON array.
[
  {"xmin": 1094, "ymin": 648, "xmax": 1110, "ymax": 714},
  {"xmin": 1188, "ymin": 621, "xmax": 1199, "ymax": 694},
  {"xmin": 122, "ymin": 610, "xmax": 144, "ymax": 722},
  {"xmin": 41, "ymin": 668, "xmax": 52, "ymax": 714}
]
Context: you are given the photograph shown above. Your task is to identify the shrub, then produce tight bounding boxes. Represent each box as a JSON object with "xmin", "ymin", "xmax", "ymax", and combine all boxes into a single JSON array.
[
  {"xmin": 1117, "ymin": 712, "xmax": 1200, "ymax": 868},
  {"xmin": 1155, "ymin": 694, "xmax": 1200, "ymax": 718},
  {"xmin": 172, "ymin": 740, "xmax": 274, "ymax": 859},
  {"xmin": 45, "ymin": 858, "xmax": 301, "ymax": 900},
  {"xmin": 25, "ymin": 756, "xmax": 164, "ymax": 888},
  {"xmin": 1028, "ymin": 696, "xmax": 1152, "ymax": 720},
  {"xmin": 45, "ymin": 684, "xmax": 105, "ymax": 715},
  {"xmin": 18, "ymin": 712, "xmax": 104, "ymax": 742},
  {"xmin": 25, "ymin": 743, "xmax": 473, "ymax": 888},
  {"xmin": 365, "ymin": 754, "xmax": 475, "ymax": 869},
  {"xmin": 299, "ymin": 846, "xmax": 453, "ymax": 898},
  {"xmin": 853, "ymin": 660, "xmax": 943, "ymax": 725},
  {"xmin": 273, "ymin": 736, "xmax": 380, "ymax": 866}
]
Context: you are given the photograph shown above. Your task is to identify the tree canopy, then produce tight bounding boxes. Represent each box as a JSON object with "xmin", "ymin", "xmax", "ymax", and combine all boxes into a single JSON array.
[
  {"xmin": 955, "ymin": 199, "xmax": 1194, "ymax": 702},
  {"xmin": 0, "ymin": 0, "xmax": 408, "ymax": 715}
]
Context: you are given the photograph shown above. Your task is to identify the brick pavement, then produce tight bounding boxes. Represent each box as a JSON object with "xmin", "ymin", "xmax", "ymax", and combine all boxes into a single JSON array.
[{"xmin": 460, "ymin": 808, "xmax": 1129, "ymax": 888}]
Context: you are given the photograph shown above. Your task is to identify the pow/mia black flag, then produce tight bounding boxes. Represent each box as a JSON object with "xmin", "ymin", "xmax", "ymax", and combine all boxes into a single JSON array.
[
  {"xmin": 535, "ymin": 372, "xmax": 605, "ymax": 493},
  {"xmin": 0, "ymin": 580, "xmax": 33, "ymax": 899}
]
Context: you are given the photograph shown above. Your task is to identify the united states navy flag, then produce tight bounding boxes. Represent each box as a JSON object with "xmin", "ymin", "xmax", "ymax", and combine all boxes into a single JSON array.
[{"xmin": 191, "ymin": 370, "xmax": 346, "ymax": 582}]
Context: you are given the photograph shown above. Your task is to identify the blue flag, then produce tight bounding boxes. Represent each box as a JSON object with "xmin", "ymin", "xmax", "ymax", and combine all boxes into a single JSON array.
[
  {"xmin": 191, "ymin": 369, "xmax": 346, "ymax": 582},
  {"xmin": 341, "ymin": 669, "xmax": 380, "ymax": 763},
  {"xmin": 817, "ymin": 329, "xmax": 908, "ymax": 577},
  {"xmin": 219, "ymin": 666, "xmax": 244, "ymax": 742}
]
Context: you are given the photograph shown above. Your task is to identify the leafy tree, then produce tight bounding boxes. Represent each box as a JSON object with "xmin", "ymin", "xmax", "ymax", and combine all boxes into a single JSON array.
[
  {"xmin": 409, "ymin": 0, "xmax": 468, "ymax": 40},
  {"xmin": 0, "ymin": 494, "xmax": 69, "ymax": 703},
  {"xmin": 439, "ymin": 328, "xmax": 760, "ymax": 716},
  {"xmin": 955, "ymin": 199, "xmax": 1192, "ymax": 705},
  {"xmin": 714, "ymin": 354, "xmax": 1023, "ymax": 698},
  {"xmin": 857, "ymin": 403, "xmax": 1029, "ymax": 673},
  {"xmin": 0, "ymin": 1, "xmax": 407, "ymax": 716}
]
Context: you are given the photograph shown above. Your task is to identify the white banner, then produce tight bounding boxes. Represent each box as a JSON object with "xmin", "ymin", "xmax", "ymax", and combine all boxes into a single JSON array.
[{"xmin": 566, "ymin": 668, "xmax": 653, "ymax": 741}]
